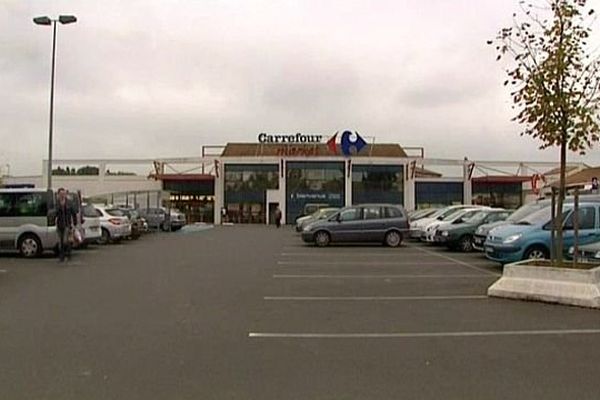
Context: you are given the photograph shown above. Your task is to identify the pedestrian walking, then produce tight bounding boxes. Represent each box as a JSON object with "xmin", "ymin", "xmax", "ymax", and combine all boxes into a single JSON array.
[
  {"xmin": 55, "ymin": 188, "xmax": 75, "ymax": 262},
  {"xmin": 274, "ymin": 206, "xmax": 282, "ymax": 228}
]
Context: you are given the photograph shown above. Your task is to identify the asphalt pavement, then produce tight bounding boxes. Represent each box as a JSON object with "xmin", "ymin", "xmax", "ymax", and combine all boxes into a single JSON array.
[{"xmin": 0, "ymin": 226, "xmax": 599, "ymax": 400}]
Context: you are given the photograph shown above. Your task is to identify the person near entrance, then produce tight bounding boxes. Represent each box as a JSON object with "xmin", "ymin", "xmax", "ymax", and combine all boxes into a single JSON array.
[
  {"xmin": 55, "ymin": 188, "xmax": 76, "ymax": 262},
  {"xmin": 274, "ymin": 206, "xmax": 282, "ymax": 228}
]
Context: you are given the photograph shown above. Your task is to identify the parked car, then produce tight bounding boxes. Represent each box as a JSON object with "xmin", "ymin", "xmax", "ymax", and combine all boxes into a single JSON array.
[
  {"xmin": 473, "ymin": 195, "xmax": 600, "ymax": 251},
  {"xmin": 80, "ymin": 203, "xmax": 102, "ymax": 247},
  {"xmin": 295, "ymin": 207, "xmax": 339, "ymax": 232},
  {"xmin": 301, "ymin": 204, "xmax": 409, "ymax": 247},
  {"xmin": 472, "ymin": 200, "xmax": 550, "ymax": 251},
  {"xmin": 0, "ymin": 188, "xmax": 57, "ymax": 257},
  {"xmin": 567, "ymin": 240, "xmax": 600, "ymax": 263},
  {"xmin": 167, "ymin": 208, "xmax": 186, "ymax": 231},
  {"xmin": 117, "ymin": 208, "xmax": 143, "ymax": 239},
  {"xmin": 484, "ymin": 203, "xmax": 600, "ymax": 264},
  {"xmin": 435, "ymin": 209, "xmax": 511, "ymax": 252},
  {"xmin": 421, "ymin": 207, "xmax": 486, "ymax": 243},
  {"xmin": 409, "ymin": 205, "xmax": 482, "ymax": 239},
  {"xmin": 94, "ymin": 205, "xmax": 132, "ymax": 244},
  {"xmin": 139, "ymin": 207, "xmax": 186, "ymax": 231}
]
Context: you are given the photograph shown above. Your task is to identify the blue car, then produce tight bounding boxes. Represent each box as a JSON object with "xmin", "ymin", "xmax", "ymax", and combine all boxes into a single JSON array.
[{"xmin": 484, "ymin": 202, "xmax": 600, "ymax": 264}]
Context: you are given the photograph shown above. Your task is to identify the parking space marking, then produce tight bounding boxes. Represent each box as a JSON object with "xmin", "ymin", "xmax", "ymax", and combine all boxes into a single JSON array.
[
  {"xmin": 406, "ymin": 245, "xmax": 500, "ymax": 277},
  {"xmin": 248, "ymin": 328, "xmax": 600, "ymax": 339},
  {"xmin": 280, "ymin": 251, "xmax": 429, "ymax": 257},
  {"xmin": 264, "ymin": 295, "xmax": 487, "ymax": 301},
  {"xmin": 273, "ymin": 274, "xmax": 496, "ymax": 279},
  {"xmin": 0, "ymin": 269, "xmax": 7, "ymax": 273},
  {"xmin": 277, "ymin": 260, "xmax": 487, "ymax": 266}
]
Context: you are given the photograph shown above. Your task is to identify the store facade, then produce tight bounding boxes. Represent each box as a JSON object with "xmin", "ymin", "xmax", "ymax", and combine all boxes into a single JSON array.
[{"xmin": 214, "ymin": 138, "xmax": 412, "ymax": 224}]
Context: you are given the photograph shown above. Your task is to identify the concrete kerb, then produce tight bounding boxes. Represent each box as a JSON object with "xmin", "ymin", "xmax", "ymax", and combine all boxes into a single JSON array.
[{"xmin": 488, "ymin": 261, "xmax": 600, "ymax": 309}]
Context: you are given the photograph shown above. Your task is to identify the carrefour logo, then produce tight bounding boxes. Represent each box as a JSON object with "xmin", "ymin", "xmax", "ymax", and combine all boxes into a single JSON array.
[{"xmin": 327, "ymin": 130, "xmax": 367, "ymax": 156}]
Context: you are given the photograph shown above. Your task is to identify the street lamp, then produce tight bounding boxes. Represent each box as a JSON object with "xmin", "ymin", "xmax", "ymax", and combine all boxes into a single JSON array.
[{"xmin": 33, "ymin": 15, "xmax": 77, "ymax": 189}]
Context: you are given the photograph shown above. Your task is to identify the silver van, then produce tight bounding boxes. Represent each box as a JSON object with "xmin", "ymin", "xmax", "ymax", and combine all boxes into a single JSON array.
[{"xmin": 0, "ymin": 188, "xmax": 58, "ymax": 257}]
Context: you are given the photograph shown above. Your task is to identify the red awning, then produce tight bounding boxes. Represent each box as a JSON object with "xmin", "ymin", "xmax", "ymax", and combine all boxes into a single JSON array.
[{"xmin": 472, "ymin": 176, "xmax": 531, "ymax": 184}]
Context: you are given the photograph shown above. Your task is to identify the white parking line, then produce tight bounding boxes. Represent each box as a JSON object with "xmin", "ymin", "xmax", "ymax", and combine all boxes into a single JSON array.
[
  {"xmin": 278, "ymin": 260, "xmax": 486, "ymax": 266},
  {"xmin": 264, "ymin": 295, "xmax": 487, "ymax": 301},
  {"xmin": 280, "ymin": 252, "xmax": 429, "ymax": 257},
  {"xmin": 248, "ymin": 328, "xmax": 600, "ymax": 339},
  {"xmin": 0, "ymin": 269, "xmax": 7, "ymax": 273},
  {"xmin": 273, "ymin": 274, "xmax": 496, "ymax": 279},
  {"xmin": 407, "ymin": 245, "xmax": 500, "ymax": 277}
]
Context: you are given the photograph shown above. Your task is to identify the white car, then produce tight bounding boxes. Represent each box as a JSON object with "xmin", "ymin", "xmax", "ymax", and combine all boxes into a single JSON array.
[
  {"xmin": 94, "ymin": 205, "xmax": 132, "ymax": 244},
  {"xmin": 79, "ymin": 204, "xmax": 102, "ymax": 247},
  {"xmin": 421, "ymin": 207, "xmax": 487, "ymax": 243},
  {"xmin": 409, "ymin": 205, "xmax": 481, "ymax": 239}
]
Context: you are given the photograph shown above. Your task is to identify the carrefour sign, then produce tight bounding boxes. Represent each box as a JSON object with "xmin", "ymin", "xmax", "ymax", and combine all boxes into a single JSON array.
[
  {"xmin": 258, "ymin": 130, "xmax": 367, "ymax": 156},
  {"xmin": 258, "ymin": 133, "xmax": 323, "ymax": 144}
]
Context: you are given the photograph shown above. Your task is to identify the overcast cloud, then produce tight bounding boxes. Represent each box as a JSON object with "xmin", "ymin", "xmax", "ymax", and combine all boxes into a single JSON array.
[{"xmin": 1, "ymin": 0, "xmax": 600, "ymax": 175}]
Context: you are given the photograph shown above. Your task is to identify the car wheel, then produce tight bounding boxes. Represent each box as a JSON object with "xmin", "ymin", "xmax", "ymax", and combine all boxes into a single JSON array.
[
  {"xmin": 18, "ymin": 234, "xmax": 42, "ymax": 258},
  {"xmin": 458, "ymin": 235, "xmax": 473, "ymax": 252},
  {"xmin": 524, "ymin": 245, "xmax": 549, "ymax": 260},
  {"xmin": 98, "ymin": 228, "xmax": 110, "ymax": 245},
  {"xmin": 161, "ymin": 222, "xmax": 170, "ymax": 232},
  {"xmin": 384, "ymin": 231, "xmax": 402, "ymax": 247},
  {"xmin": 314, "ymin": 231, "xmax": 330, "ymax": 247}
]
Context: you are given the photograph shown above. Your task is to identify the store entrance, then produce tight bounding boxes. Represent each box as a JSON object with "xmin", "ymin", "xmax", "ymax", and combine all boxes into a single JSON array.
[{"xmin": 268, "ymin": 202, "xmax": 279, "ymax": 225}]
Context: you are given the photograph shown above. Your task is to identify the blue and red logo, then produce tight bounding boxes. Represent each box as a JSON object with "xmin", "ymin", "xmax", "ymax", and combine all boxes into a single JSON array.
[{"xmin": 326, "ymin": 130, "xmax": 367, "ymax": 156}]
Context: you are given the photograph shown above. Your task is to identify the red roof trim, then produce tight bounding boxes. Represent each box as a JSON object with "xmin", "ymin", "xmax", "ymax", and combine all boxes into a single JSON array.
[{"xmin": 472, "ymin": 176, "xmax": 531, "ymax": 184}]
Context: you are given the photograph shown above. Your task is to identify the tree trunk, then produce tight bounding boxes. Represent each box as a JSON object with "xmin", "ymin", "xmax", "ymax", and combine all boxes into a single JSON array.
[{"xmin": 555, "ymin": 140, "xmax": 567, "ymax": 266}]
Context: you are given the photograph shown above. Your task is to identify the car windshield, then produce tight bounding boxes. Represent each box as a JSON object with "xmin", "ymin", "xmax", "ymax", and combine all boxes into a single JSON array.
[
  {"xmin": 320, "ymin": 209, "xmax": 338, "ymax": 218},
  {"xmin": 516, "ymin": 205, "xmax": 572, "ymax": 225},
  {"xmin": 106, "ymin": 209, "xmax": 125, "ymax": 217},
  {"xmin": 441, "ymin": 209, "xmax": 468, "ymax": 221},
  {"xmin": 507, "ymin": 202, "xmax": 548, "ymax": 222},
  {"xmin": 463, "ymin": 210, "xmax": 487, "ymax": 223}
]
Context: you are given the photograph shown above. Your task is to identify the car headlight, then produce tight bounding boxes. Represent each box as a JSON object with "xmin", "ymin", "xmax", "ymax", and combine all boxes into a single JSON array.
[
  {"xmin": 594, "ymin": 251, "xmax": 600, "ymax": 259},
  {"xmin": 568, "ymin": 246, "xmax": 574, "ymax": 255},
  {"xmin": 476, "ymin": 227, "xmax": 484, "ymax": 235},
  {"xmin": 303, "ymin": 225, "xmax": 312, "ymax": 232},
  {"xmin": 503, "ymin": 234, "xmax": 522, "ymax": 244},
  {"xmin": 441, "ymin": 231, "xmax": 449, "ymax": 237}
]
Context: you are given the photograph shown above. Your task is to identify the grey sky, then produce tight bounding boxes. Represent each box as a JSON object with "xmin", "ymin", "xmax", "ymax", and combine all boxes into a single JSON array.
[{"xmin": 1, "ymin": 0, "xmax": 599, "ymax": 175}]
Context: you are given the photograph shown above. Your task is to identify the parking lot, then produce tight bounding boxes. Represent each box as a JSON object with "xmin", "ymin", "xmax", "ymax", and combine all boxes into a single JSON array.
[{"xmin": 1, "ymin": 226, "xmax": 600, "ymax": 399}]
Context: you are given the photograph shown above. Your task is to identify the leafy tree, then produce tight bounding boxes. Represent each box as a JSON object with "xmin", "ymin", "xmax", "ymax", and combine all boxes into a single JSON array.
[{"xmin": 490, "ymin": 0, "xmax": 600, "ymax": 264}]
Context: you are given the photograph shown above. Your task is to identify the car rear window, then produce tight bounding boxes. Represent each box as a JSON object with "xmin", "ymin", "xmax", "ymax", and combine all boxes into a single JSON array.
[
  {"xmin": 82, "ymin": 205, "xmax": 98, "ymax": 218},
  {"xmin": 385, "ymin": 207, "xmax": 403, "ymax": 218},
  {"xmin": 106, "ymin": 209, "xmax": 125, "ymax": 217}
]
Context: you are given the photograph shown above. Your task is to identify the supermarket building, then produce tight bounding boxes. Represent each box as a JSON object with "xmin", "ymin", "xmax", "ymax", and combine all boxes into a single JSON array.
[{"xmin": 2, "ymin": 131, "xmax": 590, "ymax": 225}]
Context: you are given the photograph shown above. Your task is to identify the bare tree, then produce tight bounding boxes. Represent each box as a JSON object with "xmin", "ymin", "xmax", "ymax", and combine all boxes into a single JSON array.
[{"xmin": 489, "ymin": 0, "xmax": 600, "ymax": 265}]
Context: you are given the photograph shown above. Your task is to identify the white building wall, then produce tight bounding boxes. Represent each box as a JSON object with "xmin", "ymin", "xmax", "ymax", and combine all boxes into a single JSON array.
[{"xmin": 4, "ymin": 174, "xmax": 162, "ymax": 198}]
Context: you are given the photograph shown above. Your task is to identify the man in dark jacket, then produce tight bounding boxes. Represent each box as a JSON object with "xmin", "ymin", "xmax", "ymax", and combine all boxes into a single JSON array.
[{"xmin": 55, "ymin": 188, "xmax": 75, "ymax": 262}]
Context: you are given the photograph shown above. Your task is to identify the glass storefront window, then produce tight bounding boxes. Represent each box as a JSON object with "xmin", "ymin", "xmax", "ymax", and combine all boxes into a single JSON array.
[
  {"xmin": 416, "ymin": 181, "xmax": 464, "ymax": 209},
  {"xmin": 286, "ymin": 162, "xmax": 345, "ymax": 222},
  {"xmin": 352, "ymin": 165, "xmax": 404, "ymax": 205},
  {"xmin": 224, "ymin": 164, "xmax": 279, "ymax": 224},
  {"xmin": 472, "ymin": 182, "xmax": 523, "ymax": 209}
]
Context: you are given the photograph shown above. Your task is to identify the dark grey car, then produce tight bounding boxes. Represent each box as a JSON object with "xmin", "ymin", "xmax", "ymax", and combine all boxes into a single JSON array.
[{"xmin": 301, "ymin": 204, "xmax": 409, "ymax": 247}]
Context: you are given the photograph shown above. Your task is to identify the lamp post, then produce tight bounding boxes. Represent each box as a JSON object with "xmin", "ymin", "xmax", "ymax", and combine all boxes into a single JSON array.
[{"xmin": 33, "ymin": 15, "xmax": 77, "ymax": 189}]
